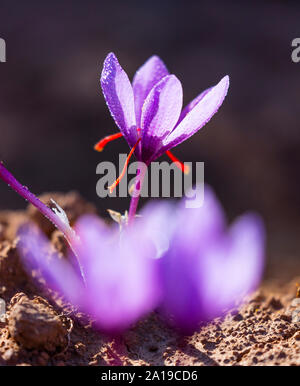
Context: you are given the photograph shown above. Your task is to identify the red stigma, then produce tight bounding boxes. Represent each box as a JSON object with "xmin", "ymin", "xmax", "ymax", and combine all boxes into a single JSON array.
[
  {"xmin": 94, "ymin": 132, "xmax": 123, "ymax": 152},
  {"xmin": 108, "ymin": 138, "xmax": 141, "ymax": 194},
  {"xmin": 165, "ymin": 151, "xmax": 190, "ymax": 174}
]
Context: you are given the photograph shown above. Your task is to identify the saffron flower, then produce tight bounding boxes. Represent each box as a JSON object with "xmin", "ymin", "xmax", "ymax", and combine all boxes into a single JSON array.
[
  {"xmin": 21, "ymin": 186, "xmax": 263, "ymax": 334},
  {"xmin": 95, "ymin": 53, "xmax": 229, "ymax": 186},
  {"xmin": 19, "ymin": 214, "xmax": 161, "ymax": 333},
  {"xmin": 0, "ymin": 162, "xmax": 264, "ymax": 334},
  {"xmin": 154, "ymin": 186, "xmax": 265, "ymax": 333},
  {"xmin": 19, "ymin": 186, "xmax": 264, "ymax": 334},
  {"xmin": 0, "ymin": 162, "xmax": 160, "ymax": 332}
]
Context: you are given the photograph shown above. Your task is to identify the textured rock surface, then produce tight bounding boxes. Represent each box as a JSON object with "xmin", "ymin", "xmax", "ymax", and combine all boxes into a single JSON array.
[{"xmin": 8, "ymin": 293, "xmax": 68, "ymax": 352}]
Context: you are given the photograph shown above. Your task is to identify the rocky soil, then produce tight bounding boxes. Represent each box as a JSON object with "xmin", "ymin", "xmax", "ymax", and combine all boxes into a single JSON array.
[{"xmin": 0, "ymin": 192, "xmax": 299, "ymax": 366}]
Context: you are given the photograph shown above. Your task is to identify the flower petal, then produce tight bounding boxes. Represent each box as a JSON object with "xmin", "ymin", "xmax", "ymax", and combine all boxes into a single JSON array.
[
  {"xmin": 200, "ymin": 213, "xmax": 265, "ymax": 319},
  {"xmin": 18, "ymin": 224, "xmax": 84, "ymax": 307},
  {"xmin": 132, "ymin": 55, "xmax": 169, "ymax": 125},
  {"xmin": 101, "ymin": 52, "xmax": 137, "ymax": 147},
  {"xmin": 178, "ymin": 185, "xmax": 226, "ymax": 250},
  {"xmin": 158, "ymin": 185, "xmax": 265, "ymax": 332},
  {"xmin": 74, "ymin": 214, "xmax": 113, "ymax": 280},
  {"xmin": 140, "ymin": 74, "xmax": 183, "ymax": 162},
  {"xmin": 139, "ymin": 200, "xmax": 176, "ymax": 259},
  {"xmin": 74, "ymin": 215, "xmax": 160, "ymax": 332},
  {"xmin": 162, "ymin": 75, "xmax": 229, "ymax": 151},
  {"xmin": 177, "ymin": 87, "xmax": 212, "ymax": 124},
  {"xmin": 158, "ymin": 186, "xmax": 226, "ymax": 331},
  {"xmin": 227, "ymin": 213, "xmax": 265, "ymax": 296}
]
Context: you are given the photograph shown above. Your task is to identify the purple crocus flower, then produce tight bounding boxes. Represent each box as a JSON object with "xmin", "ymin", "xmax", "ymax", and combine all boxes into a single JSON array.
[
  {"xmin": 95, "ymin": 53, "xmax": 229, "ymax": 187},
  {"xmin": 1, "ymin": 159, "xmax": 264, "ymax": 334},
  {"xmin": 18, "ymin": 214, "xmax": 161, "ymax": 333},
  {"xmin": 151, "ymin": 186, "xmax": 265, "ymax": 333},
  {"xmin": 1, "ymin": 160, "xmax": 264, "ymax": 333},
  {"xmin": 0, "ymin": 162, "xmax": 160, "ymax": 332},
  {"xmin": 16, "ymin": 184, "xmax": 264, "ymax": 334},
  {"xmin": 16, "ymin": 180, "xmax": 264, "ymax": 334}
]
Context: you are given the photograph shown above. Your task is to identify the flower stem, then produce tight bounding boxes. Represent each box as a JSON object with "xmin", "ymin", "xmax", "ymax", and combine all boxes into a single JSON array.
[
  {"xmin": 128, "ymin": 163, "xmax": 147, "ymax": 224},
  {"xmin": 0, "ymin": 162, "xmax": 86, "ymax": 283}
]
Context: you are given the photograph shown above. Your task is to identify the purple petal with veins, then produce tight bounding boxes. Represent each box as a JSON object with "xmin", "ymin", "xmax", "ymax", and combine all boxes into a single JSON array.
[
  {"xmin": 99, "ymin": 53, "xmax": 229, "ymax": 165},
  {"xmin": 159, "ymin": 75, "xmax": 229, "ymax": 155},
  {"xmin": 177, "ymin": 87, "xmax": 212, "ymax": 124},
  {"xmin": 132, "ymin": 55, "xmax": 169, "ymax": 126},
  {"xmin": 140, "ymin": 74, "xmax": 183, "ymax": 162},
  {"xmin": 101, "ymin": 52, "xmax": 137, "ymax": 148}
]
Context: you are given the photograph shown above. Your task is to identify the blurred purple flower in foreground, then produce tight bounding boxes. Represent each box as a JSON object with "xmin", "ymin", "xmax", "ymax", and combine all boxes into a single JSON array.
[
  {"xmin": 95, "ymin": 52, "xmax": 229, "ymax": 169},
  {"xmin": 154, "ymin": 186, "xmax": 265, "ymax": 332},
  {"xmin": 19, "ymin": 215, "xmax": 160, "ymax": 333},
  {"xmin": 18, "ymin": 185, "xmax": 265, "ymax": 334}
]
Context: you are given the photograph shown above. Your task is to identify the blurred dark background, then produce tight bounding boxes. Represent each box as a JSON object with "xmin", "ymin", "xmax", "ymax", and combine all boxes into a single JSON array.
[{"xmin": 0, "ymin": 0, "xmax": 299, "ymax": 268}]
